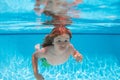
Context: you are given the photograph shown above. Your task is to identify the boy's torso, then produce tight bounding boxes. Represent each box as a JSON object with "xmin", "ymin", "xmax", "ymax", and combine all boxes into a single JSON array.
[{"xmin": 44, "ymin": 45, "xmax": 72, "ymax": 65}]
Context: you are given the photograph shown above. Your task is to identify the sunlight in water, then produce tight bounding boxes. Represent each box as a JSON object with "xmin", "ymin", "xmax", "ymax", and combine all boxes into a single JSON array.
[{"xmin": 0, "ymin": 54, "xmax": 119, "ymax": 80}]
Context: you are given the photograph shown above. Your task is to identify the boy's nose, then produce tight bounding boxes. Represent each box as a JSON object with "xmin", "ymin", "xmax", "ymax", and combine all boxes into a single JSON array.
[
  {"xmin": 60, "ymin": 42, "xmax": 66, "ymax": 46},
  {"xmin": 60, "ymin": 42, "xmax": 65, "ymax": 44}
]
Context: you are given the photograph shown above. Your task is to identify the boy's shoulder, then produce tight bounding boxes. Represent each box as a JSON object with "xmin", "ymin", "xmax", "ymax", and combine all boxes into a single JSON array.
[
  {"xmin": 40, "ymin": 45, "xmax": 53, "ymax": 54},
  {"xmin": 68, "ymin": 44, "xmax": 75, "ymax": 53},
  {"xmin": 69, "ymin": 44, "xmax": 74, "ymax": 48},
  {"xmin": 34, "ymin": 47, "xmax": 49, "ymax": 58}
]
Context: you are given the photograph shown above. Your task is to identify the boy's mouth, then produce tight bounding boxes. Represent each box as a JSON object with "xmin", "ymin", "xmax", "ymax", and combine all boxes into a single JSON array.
[{"xmin": 59, "ymin": 46, "xmax": 66, "ymax": 49}]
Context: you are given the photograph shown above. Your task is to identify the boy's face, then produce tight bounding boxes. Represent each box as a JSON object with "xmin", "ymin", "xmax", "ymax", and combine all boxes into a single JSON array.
[{"xmin": 53, "ymin": 34, "xmax": 70, "ymax": 50}]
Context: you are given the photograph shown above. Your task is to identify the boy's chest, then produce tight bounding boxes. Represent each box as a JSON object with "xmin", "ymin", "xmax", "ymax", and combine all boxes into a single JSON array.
[{"xmin": 45, "ymin": 51, "xmax": 70, "ymax": 65}]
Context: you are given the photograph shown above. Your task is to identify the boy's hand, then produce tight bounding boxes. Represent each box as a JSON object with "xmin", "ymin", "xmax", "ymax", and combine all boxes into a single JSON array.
[
  {"xmin": 35, "ymin": 73, "xmax": 44, "ymax": 80},
  {"xmin": 76, "ymin": 54, "xmax": 82, "ymax": 62}
]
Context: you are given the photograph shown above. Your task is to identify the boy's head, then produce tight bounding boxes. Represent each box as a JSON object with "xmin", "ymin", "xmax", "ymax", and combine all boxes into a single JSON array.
[
  {"xmin": 42, "ymin": 26, "xmax": 72, "ymax": 47},
  {"xmin": 52, "ymin": 33, "xmax": 70, "ymax": 50}
]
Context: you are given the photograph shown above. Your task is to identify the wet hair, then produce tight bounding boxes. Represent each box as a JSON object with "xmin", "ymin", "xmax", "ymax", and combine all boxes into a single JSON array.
[{"xmin": 42, "ymin": 26, "xmax": 72, "ymax": 47}]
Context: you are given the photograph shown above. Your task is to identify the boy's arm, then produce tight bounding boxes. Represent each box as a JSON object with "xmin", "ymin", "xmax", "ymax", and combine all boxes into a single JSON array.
[
  {"xmin": 32, "ymin": 50, "xmax": 45, "ymax": 80},
  {"xmin": 32, "ymin": 52, "xmax": 39, "ymax": 76},
  {"xmin": 70, "ymin": 44, "xmax": 83, "ymax": 62},
  {"xmin": 73, "ymin": 50, "xmax": 82, "ymax": 62}
]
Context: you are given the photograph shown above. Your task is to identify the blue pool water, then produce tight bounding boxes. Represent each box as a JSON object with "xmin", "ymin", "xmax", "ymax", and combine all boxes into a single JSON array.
[{"xmin": 0, "ymin": 0, "xmax": 120, "ymax": 80}]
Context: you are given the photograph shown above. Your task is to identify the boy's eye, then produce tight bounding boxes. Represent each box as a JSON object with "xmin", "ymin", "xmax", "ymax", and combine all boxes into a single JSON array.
[
  {"xmin": 58, "ymin": 40, "xmax": 61, "ymax": 42},
  {"xmin": 65, "ymin": 40, "xmax": 68, "ymax": 42}
]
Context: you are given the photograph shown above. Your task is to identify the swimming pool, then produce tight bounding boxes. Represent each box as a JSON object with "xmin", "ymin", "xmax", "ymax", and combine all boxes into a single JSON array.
[{"xmin": 0, "ymin": 0, "xmax": 120, "ymax": 80}]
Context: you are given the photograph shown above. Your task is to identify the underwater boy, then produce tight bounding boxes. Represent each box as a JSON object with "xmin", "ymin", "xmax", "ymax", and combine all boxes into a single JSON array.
[{"xmin": 32, "ymin": 26, "xmax": 83, "ymax": 80}]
